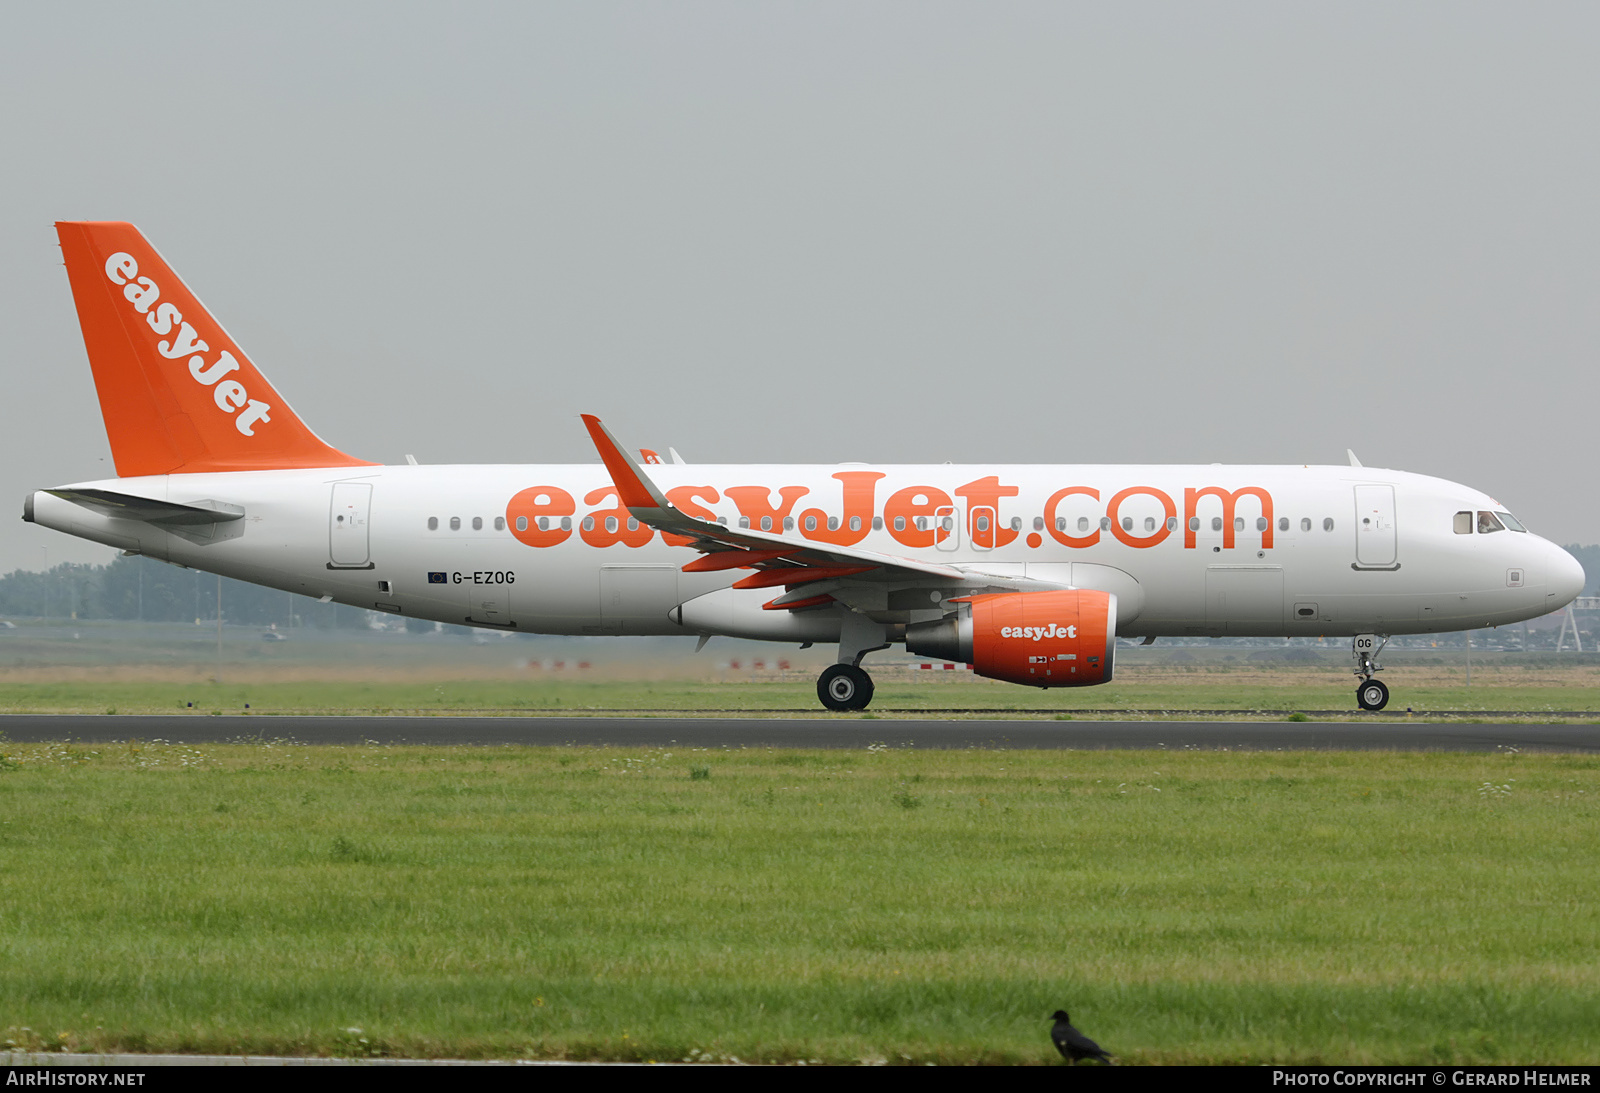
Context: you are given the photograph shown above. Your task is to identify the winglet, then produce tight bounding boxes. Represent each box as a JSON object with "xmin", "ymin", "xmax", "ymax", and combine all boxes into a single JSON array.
[{"xmin": 580, "ymin": 415, "xmax": 671, "ymax": 511}]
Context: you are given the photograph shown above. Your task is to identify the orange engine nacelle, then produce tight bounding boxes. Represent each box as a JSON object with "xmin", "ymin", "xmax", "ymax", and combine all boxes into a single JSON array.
[{"xmin": 904, "ymin": 589, "xmax": 1117, "ymax": 687}]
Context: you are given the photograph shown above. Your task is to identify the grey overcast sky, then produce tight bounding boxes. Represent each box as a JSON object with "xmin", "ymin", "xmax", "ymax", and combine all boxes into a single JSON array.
[{"xmin": 3, "ymin": 1, "xmax": 1597, "ymax": 571}]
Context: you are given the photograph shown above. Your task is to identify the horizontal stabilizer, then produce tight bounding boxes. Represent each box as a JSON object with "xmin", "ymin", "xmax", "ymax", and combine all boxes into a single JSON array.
[{"xmin": 45, "ymin": 488, "xmax": 244, "ymax": 526}]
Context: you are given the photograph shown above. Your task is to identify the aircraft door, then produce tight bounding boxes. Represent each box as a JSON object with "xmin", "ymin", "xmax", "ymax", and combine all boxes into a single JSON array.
[
  {"xmin": 329, "ymin": 482, "xmax": 372, "ymax": 568},
  {"xmin": 1354, "ymin": 485, "xmax": 1397, "ymax": 568},
  {"xmin": 969, "ymin": 505, "xmax": 997, "ymax": 551}
]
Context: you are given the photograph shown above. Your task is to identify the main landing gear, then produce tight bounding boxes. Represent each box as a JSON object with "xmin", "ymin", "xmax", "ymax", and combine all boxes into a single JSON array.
[
  {"xmin": 818, "ymin": 664, "xmax": 874, "ymax": 711},
  {"xmin": 816, "ymin": 610, "xmax": 889, "ymax": 712},
  {"xmin": 1353, "ymin": 634, "xmax": 1390, "ymax": 711}
]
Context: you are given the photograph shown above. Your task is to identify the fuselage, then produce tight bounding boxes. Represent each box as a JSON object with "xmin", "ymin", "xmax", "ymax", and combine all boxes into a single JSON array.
[{"xmin": 27, "ymin": 462, "xmax": 1585, "ymax": 643}]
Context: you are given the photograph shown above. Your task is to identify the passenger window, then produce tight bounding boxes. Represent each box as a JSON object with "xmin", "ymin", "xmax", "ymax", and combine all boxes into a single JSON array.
[
  {"xmin": 805, "ymin": 515, "xmax": 817, "ymax": 531},
  {"xmin": 1477, "ymin": 511, "xmax": 1505, "ymax": 534},
  {"xmin": 627, "ymin": 518, "xmax": 639, "ymax": 531},
  {"xmin": 516, "ymin": 516, "xmax": 528, "ymax": 532},
  {"xmin": 1100, "ymin": 517, "xmax": 1111, "ymax": 531},
  {"xmin": 1189, "ymin": 517, "xmax": 1200, "ymax": 532},
  {"xmin": 449, "ymin": 517, "xmax": 461, "ymax": 531},
  {"xmin": 1078, "ymin": 517, "xmax": 1090, "ymax": 532},
  {"xmin": 582, "ymin": 517, "xmax": 595, "ymax": 531},
  {"xmin": 760, "ymin": 516, "xmax": 772, "ymax": 531},
  {"xmin": 1144, "ymin": 517, "xmax": 1156, "ymax": 532},
  {"xmin": 494, "ymin": 517, "xmax": 505, "ymax": 531},
  {"xmin": 850, "ymin": 516, "xmax": 862, "ymax": 531},
  {"xmin": 1056, "ymin": 517, "xmax": 1066, "ymax": 532},
  {"xmin": 738, "ymin": 517, "xmax": 751, "ymax": 529},
  {"xmin": 916, "ymin": 517, "xmax": 929, "ymax": 531},
  {"xmin": 1120, "ymin": 517, "xmax": 1132, "ymax": 531},
  {"xmin": 1278, "ymin": 517, "xmax": 1289, "ymax": 532},
  {"xmin": 1033, "ymin": 517, "xmax": 1045, "ymax": 531},
  {"xmin": 1166, "ymin": 517, "xmax": 1178, "ymax": 531},
  {"xmin": 1211, "ymin": 517, "xmax": 1223, "ymax": 532},
  {"xmin": 1323, "ymin": 518, "xmax": 1334, "ymax": 532},
  {"xmin": 560, "ymin": 517, "xmax": 572, "ymax": 531},
  {"xmin": 605, "ymin": 516, "xmax": 618, "ymax": 532},
  {"xmin": 1300, "ymin": 518, "xmax": 1311, "ymax": 533},
  {"xmin": 872, "ymin": 517, "xmax": 883, "ymax": 531},
  {"xmin": 1010, "ymin": 517, "xmax": 1022, "ymax": 531},
  {"xmin": 427, "ymin": 517, "xmax": 438, "ymax": 531},
  {"xmin": 1256, "ymin": 517, "xmax": 1268, "ymax": 532},
  {"xmin": 537, "ymin": 517, "xmax": 548, "ymax": 531},
  {"xmin": 1454, "ymin": 511, "xmax": 1473, "ymax": 534},
  {"xmin": 1234, "ymin": 517, "xmax": 1245, "ymax": 532},
  {"xmin": 976, "ymin": 515, "xmax": 990, "ymax": 532},
  {"xmin": 895, "ymin": 516, "xmax": 907, "ymax": 532},
  {"xmin": 828, "ymin": 517, "xmax": 840, "ymax": 531},
  {"xmin": 472, "ymin": 517, "xmax": 483, "ymax": 531},
  {"xmin": 784, "ymin": 517, "xmax": 794, "ymax": 530}
]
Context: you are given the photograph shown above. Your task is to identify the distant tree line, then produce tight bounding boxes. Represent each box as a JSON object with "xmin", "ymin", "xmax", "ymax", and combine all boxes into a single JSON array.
[{"xmin": 0, "ymin": 554, "xmax": 370, "ymax": 628}]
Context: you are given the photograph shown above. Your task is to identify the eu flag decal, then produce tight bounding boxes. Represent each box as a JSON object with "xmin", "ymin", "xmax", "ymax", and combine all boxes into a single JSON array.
[{"xmin": 428, "ymin": 572, "xmax": 447, "ymax": 584}]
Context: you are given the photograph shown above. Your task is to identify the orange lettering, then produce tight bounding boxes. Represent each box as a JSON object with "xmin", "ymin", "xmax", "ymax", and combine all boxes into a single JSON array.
[
  {"xmin": 1184, "ymin": 486, "xmax": 1274, "ymax": 550},
  {"xmin": 581, "ymin": 486, "xmax": 654, "ymax": 548},
  {"xmin": 725, "ymin": 485, "xmax": 810, "ymax": 533},
  {"xmin": 662, "ymin": 485, "xmax": 721, "ymax": 547},
  {"xmin": 798, "ymin": 472, "xmax": 886, "ymax": 546},
  {"xmin": 1107, "ymin": 486, "xmax": 1176, "ymax": 548},
  {"xmin": 955, "ymin": 476, "xmax": 1020, "ymax": 548},
  {"xmin": 1043, "ymin": 487, "xmax": 1100, "ymax": 548},
  {"xmin": 885, "ymin": 485, "xmax": 954, "ymax": 548},
  {"xmin": 507, "ymin": 486, "xmax": 575, "ymax": 548}
]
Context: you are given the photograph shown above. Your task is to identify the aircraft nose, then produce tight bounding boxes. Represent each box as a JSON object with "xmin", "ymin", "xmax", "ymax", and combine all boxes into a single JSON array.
[{"xmin": 1547, "ymin": 543, "xmax": 1586, "ymax": 609}]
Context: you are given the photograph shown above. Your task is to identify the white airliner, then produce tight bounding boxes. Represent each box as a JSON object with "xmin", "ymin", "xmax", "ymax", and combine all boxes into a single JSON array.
[{"xmin": 26, "ymin": 222, "xmax": 1586, "ymax": 712}]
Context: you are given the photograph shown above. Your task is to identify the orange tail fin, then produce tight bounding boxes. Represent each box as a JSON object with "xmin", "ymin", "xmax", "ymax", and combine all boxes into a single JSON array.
[{"xmin": 55, "ymin": 221, "xmax": 375, "ymax": 476}]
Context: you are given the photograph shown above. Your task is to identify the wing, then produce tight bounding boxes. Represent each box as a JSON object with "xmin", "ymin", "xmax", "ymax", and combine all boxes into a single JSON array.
[{"xmin": 580, "ymin": 415, "xmax": 1065, "ymax": 614}]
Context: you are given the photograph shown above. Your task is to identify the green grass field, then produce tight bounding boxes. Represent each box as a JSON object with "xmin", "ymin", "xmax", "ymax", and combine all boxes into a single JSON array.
[
  {"xmin": 0, "ymin": 738, "xmax": 1595, "ymax": 1063},
  {"xmin": 0, "ymin": 664, "xmax": 1597, "ymax": 718},
  {"xmin": 3, "ymin": 620, "xmax": 1596, "ymax": 718}
]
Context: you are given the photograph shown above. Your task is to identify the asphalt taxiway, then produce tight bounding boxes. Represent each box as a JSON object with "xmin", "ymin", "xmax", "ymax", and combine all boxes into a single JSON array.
[{"xmin": 2, "ymin": 714, "xmax": 1597, "ymax": 751}]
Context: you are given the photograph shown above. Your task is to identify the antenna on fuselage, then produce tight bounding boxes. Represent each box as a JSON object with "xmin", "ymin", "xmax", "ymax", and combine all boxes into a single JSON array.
[{"xmin": 1347, "ymin": 449, "xmax": 1363, "ymax": 468}]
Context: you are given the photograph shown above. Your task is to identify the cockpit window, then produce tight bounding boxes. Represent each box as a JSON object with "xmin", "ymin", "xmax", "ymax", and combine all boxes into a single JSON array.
[
  {"xmin": 1454, "ymin": 511, "xmax": 1473, "ymax": 535},
  {"xmin": 1477, "ymin": 511, "xmax": 1505, "ymax": 534},
  {"xmin": 1496, "ymin": 511, "xmax": 1526, "ymax": 532}
]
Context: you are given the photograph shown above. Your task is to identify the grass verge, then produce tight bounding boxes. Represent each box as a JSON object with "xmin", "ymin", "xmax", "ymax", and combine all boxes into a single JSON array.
[
  {"xmin": 0, "ymin": 739, "xmax": 1595, "ymax": 1063},
  {"xmin": 0, "ymin": 665, "xmax": 1598, "ymax": 717}
]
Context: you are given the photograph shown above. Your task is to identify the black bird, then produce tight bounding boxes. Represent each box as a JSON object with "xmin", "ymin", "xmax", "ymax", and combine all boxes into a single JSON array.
[{"xmin": 1050, "ymin": 1009, "xmax": 1112, "ymax": 1065}]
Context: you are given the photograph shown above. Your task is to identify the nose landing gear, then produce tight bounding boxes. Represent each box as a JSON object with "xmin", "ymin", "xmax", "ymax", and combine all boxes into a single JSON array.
[{"xmin": 1353, "ymin": 634, "xmax": 1390, "ymax": 711}]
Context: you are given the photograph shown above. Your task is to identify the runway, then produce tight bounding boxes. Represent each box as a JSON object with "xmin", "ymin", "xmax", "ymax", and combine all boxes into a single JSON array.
[{"xmin": 3, "ymin": 714, "xmax": 1598, "ymax": 751}]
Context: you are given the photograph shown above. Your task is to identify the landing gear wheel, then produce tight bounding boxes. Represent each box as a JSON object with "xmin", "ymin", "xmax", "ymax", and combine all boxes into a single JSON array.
[
  {"xmin": 1356, "ymin": 679, "xmax": 1390, "ymax": 712},
  {"xmin": 818, "ymin": 664, "xmax": 875, "ymax": 711}
]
